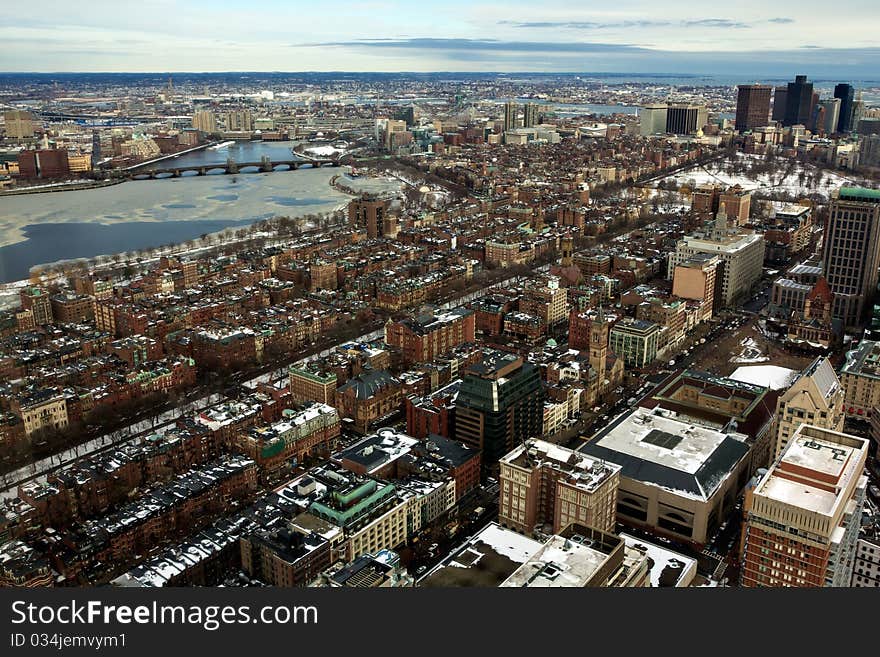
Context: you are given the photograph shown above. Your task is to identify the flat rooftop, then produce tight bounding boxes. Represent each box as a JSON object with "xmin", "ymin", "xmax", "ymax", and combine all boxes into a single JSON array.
[
  {"xmin": 580, "ymin": 407, "xmax": 749, "ymax": 500},
  {"xmin": 619, "ymin": 533, "xmax": 697, "ymax": 587},
  {"xmin": 755, "ymin": 428, "xmax": 867, "ymax": 517},
  {"xmin": 500, "ymin": 534, "xmax": 616, "ymax": 588},
  {"xmin": 420, "ymin": 523, "xmax": 542, "ymax": 587},
  {"xmin": 502, "ymin": 439, "xmax": 620, "ymax": 494}
]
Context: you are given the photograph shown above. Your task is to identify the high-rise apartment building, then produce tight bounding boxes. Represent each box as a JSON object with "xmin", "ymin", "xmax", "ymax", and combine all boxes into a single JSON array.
[
  {"xmin": 783, "ymin": 75, "xmax": 814, "ymax": 127},
  {"xmin": 822, "ymin": 187, "xmax": 880, "ymax": 330},
  {"xmin": 523, "ymin": 102, "xmax": 539, "ymax": 128},
  {"xmin": 498, "ymin": 439, "xmax": 621, "ymax": 535},
  {"xmin": 503, "ymin": 101, "xmax": 518, "ymax": 132},
  {"xmin": 834, "ymin": 83, "xmax": 855, "ymax": 132},
  {"xmin": 455, "ymin": 350, "xmax": 543, "ymax": 470},
  {"xmin": 348, "ymin": 195, "xmax": 389, "ymax": 239},
  {"xmin": 740, "ymin": 424, "xmax": 868, "ymax": 587},
  {"xmin": 735, "ymin": 84, "xmax": 772, "ymax": 132},
  {"xmin": 191, "ymin": 110, "xmax": 217, "ymax": 134},
  {"xmin": 224, "ymin": 110, "xmax": 253, "ymax": 132},
  {"xmin": 773, "ymin": 357, "xmax": 845, "ymax": 461},
  {"xmin": 4, "ymin": 110, "xmax": 36, "ymax": 139}
]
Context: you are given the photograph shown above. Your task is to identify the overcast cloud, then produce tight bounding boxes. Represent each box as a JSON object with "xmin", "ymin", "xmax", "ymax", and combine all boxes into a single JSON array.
[{"xmin": 1, "ymin": 0, "xmax": 878, "ymax": 76}]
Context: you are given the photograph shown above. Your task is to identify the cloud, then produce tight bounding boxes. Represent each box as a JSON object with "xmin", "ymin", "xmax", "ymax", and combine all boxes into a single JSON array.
[
  {"xmin": 500, "ymin": 17, "xmax": 795, "ymax": 30},
  {"xmin": 305, "ymin": 38, "xmax": 647, "ymax": 53}
]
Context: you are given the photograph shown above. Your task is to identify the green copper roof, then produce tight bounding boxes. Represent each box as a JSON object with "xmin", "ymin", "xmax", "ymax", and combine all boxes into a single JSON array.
[{"xmin": 840, "ymin": 187, "xmax": 880, "ymax": 201}]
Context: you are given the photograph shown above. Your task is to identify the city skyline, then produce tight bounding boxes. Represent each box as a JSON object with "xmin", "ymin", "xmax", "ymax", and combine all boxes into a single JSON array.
[{"xmin": 2, "ymin": 1, "xmax": 880, "ymax": 75}]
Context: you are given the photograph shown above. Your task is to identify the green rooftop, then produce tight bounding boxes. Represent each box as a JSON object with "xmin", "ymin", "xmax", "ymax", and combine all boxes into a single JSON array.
[{"xmin": 839, "ymin": 187, "xmax": 880, "ymax": 202}]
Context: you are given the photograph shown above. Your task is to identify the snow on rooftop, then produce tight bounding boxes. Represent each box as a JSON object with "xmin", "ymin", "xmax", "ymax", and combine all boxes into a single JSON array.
[
  {"xmin": 469, "ymin": 523, "xmax": 542, "ymax": 565},
  {"xmin": 500, "ymin": 535, "xmax": 610, "ymax": 587},
  {"xmin": 729, "ymin": 365, "xmax": 798, "ymax": 391},
  {"xmin": 620, "ymin": 533, "xmax": 697, "ymax": 587},
  {"xmin": 595, "ymin": 408, "xmax": 731, "ymax": 475}
]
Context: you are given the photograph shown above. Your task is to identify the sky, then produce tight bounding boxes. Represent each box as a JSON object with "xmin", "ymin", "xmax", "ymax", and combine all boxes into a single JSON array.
[{"xmin": 1, "ymin": 0, "xmax": 879, "ymax": 78}]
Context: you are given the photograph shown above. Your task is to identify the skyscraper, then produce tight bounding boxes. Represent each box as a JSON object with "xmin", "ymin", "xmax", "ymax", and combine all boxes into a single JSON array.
[
  {"xmin": 818, "ymin": 98, "xmax": 841, "ymax": 135},
  {"xmin": 772, "ymin": 86, "xmax": 788, "ymax": 122},
  {"xmin": 740, "ymin": 424, "xmax": 868, "ymax": 587},
  {"xmin": 455, "ymin": 349, "xmax": 543, "ymax": 471},
  {"xmin": 735, "ymin": 84, "xmax": 771, "ymax": 132},
  {"xmin": 639, "ymin": 104, "xmax": 668, "ymax": 136},
  {"xmin": 822, "ymin": 187, "xmax": 880, "ymax": 330},
  {"xmin": 503, "ymin": 101, "xmax": 518, "ymax": 132},
  {"xmin": 834, "ymin": 83, "xmax": 855, "ymax": 132},
  {"xmin": 851, "ymin": 92, "xmax": 865, "ymax": 133},
  {"xmin": 522, "ymin": 102, "xmax": 539, "ymax": 128},
  {"xmin": 665, "ymin": 104, "xmax": 709, "ymax": 135},
  {"xmin": 192, "ymin": 110, "xmax": 217, "ymax": 134},
  {"xmin": 783, "ymin": 75, "xmax": 813, "ymax": 127}
]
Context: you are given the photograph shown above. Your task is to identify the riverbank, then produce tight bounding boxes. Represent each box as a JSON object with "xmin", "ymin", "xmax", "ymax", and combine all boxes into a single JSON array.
[{"xmin": 0, "ymin": 178, "xmax": 124, "ymax": 197}]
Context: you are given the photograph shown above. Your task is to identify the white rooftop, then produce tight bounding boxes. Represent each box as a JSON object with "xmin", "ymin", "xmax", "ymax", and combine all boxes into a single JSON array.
[
  {"xmin": 754, "ymin": 428, "xmax": 868, "ymax": 517},
  {"xmin": 593, "ymin": 407, "xmax": 740, "ymax": 475},
  {"xmin": 500, "ymin": 535, "xmax": 611, "ymax": 587},
  {"xmin": 730, "ymin": 365, "xmax": 798, "ymax": 391},
  {"xmin": 619, "ymin": 533, "xmax": 697, "ymax": 587}
]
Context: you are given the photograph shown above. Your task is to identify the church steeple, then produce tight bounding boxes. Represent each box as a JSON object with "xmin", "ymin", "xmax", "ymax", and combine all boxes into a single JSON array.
[{"xmin": 589, "ymin": 305, "xmax": 609, "ymax": 378}]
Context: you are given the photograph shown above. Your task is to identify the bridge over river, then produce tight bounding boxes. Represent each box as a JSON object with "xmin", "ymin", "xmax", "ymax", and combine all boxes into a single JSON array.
[{"xmin": 125, "ymin": 156, "xmax": 341, "ymax": 180}]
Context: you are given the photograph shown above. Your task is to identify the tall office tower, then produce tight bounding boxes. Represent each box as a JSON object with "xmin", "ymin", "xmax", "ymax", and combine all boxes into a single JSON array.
[
  {"xmin": 455, "ymin": 349, "xmax": 543, "ymax": 471},
  {"xmin": 740, "ymin": 424, "xmax": 868, "ymax": 587},
  {"xmin": 503, "ymin": 101, "xmax": 518, "ymax": 132},
  {"xmin": 665, "ymin": 104, "xmax": 709, "ymax": 135},
  {"xmin": 523, "ymin": 102, "xmax": 539, "ymax": 128},
  {"xmin": 783, "ymin": 75, "xmax": 814, "ymax": 127},
  {"xmin": 639, "ymin": 104, "xmax": 668, "ymax": 135},
  {"xmin": 818, "ymin": 99, "xmax": 841, "ymax": 135},
  {"xmin": 773, "ymin": 357, "xmax": 845, "ymax": 462},
  {"xmin": 3, "ymin": 110, "xmax": 36, "ymax": 139},
  {"xmin": 90, "ymin": 130, "xmax": 102, "ymax": 170},
  {"xmin": 772, "ymin": 86, "xmax": 788, "ymax": 122},
  {"xmin": 851, "ymin": 91, "xmax": 865, "ymax": 133},
  {"xmin": 834, "ymin": 83, "xmax": 855, "ymax": 132},
  {"xmin": 224, "ymin": 110, "xmax": 253, "ymax": 132},
  {"xmin": 822, "ymin": 187, "xmax": 880, "ymax": 330},
  {"xmin": 735, "ymin": 84, "xmax": 772, "ymax": 131},
  {"xmin": 191, "ymin": 110, "xmax": 217, "ymax": 133}
]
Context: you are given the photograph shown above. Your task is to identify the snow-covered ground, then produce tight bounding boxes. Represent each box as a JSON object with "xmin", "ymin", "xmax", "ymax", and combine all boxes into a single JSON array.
[
  {"xmin": 730, "ymin": 336, "xmax": 770, "ymax": 364},
  {"xmin": 656, "ymin": 153, "xmax": 871, "ymax": 200},
  {"xmin": 304, "ymin": 145, "xmax": 345, "ymax": 157},
  {"xmin": 729, "ymin": 365, "xmax": 799, "ymax": 390}
]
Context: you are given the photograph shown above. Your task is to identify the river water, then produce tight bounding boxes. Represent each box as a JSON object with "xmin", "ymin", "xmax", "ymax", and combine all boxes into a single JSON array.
[{"xmin": 0, "ymin": 147, "xmax": 399, "ymax": 283}]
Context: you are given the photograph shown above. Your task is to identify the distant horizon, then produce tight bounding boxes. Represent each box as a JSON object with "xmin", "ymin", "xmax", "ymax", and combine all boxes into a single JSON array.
[{"xmin": 2, "ymin": 71, "xmax": 879, "ymax": 85}]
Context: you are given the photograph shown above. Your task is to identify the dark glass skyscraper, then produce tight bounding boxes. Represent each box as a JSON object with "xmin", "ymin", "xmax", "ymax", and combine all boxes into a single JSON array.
[
  {"xmin": 783, "ymin": 75, "xmax": 813, "ymax": 127},
  {"xmin": 834, "ymin": 83, "xmax": 855, "ymax": 132},
  {"xmin": 772, "ymin": 86, "xmax": 788, "ymax": 122},
  {"xmin": 735, "ymin": 84, "xmax": 772, "ymax": 131},
  {"xmin": 454, "ymin": 349, "xmax": 543, "ymax": 471}
]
